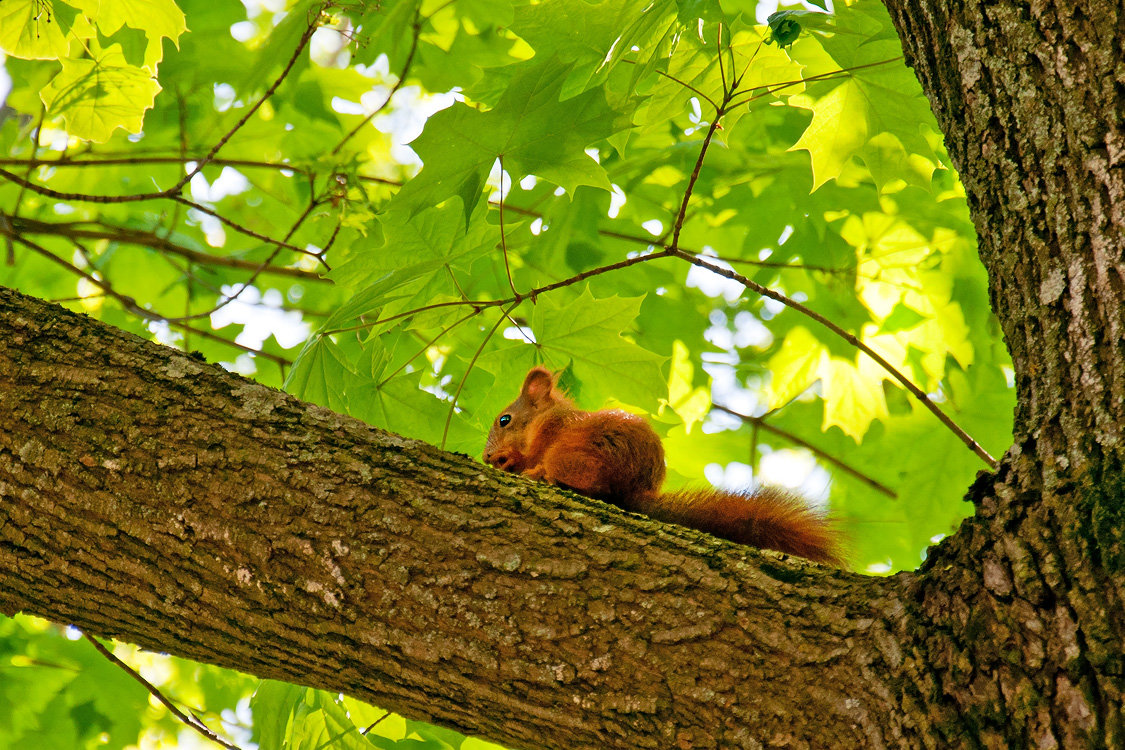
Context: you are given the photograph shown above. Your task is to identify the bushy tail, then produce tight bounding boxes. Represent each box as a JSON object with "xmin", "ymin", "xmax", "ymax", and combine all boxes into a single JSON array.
[{"xmin": 631, "ymin": 486, "xmax": 843, "ymax": 565}]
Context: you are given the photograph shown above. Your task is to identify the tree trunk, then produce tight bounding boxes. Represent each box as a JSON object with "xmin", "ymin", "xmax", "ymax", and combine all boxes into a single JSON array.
[
  {"xmin": 879, "ymin": 0, "xmax": 1125, "ymax": 746},
  {"xmin": 1, "ymin": 1, "xmax": 1124, "ymax": 749}
]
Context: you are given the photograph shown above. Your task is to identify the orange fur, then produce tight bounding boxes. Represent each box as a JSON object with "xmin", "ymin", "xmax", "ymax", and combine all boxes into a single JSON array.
[
  {"xmin": 630, "ymin": 487, "xmax": 841, "ymax": 565},
  {"xmin": 484, "ymin": 367, "xmax": 842, "ymax": 565}
]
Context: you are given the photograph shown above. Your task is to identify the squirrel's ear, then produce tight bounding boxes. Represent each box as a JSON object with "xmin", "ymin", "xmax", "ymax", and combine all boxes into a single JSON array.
[{"xmin": 521, "ymin": 367, "xmax": 555, "ymax": 403}]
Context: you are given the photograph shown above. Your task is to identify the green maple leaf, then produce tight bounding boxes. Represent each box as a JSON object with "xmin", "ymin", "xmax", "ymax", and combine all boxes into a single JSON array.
[
  {"xmin": 530, "ymin": 287, "xmax": 666, "ymax": 411},
  {"xmin": 821, "ymin": 355, "xmax": 890, "ymax": 441},
  {"xmin": 40, "ymin": 43, "xmax": 161, "ymax": 142},
  {"xmin": 390, "ymin": 57, "xmax": 631, "ymax": 221},
  {"xmin": 508, "ymin": 0, "xmax": 680, "ymax": 97},
  {"xmin": 330, "ymin": 199, "xmax": 492, "ymax": 294},
  {"xmin": 70, "ymin": 0, "xmax": 187, "ymax": 69},
  {"xmin": 767, "ymin": 326, "xmax": 825, "ymax": 409},
  {"xmin": 511, "ymin": 0, "xmax": 640, "ymax": 67},
  {"xmin": 284, "ymin": 336, "xmax": 355, "ymax": 413},
  {"xmin": 790, "ymin": 78, "xmax": 870, "ymax": 190},
  {"xmin": 788, "ymin": 1, "xmax": 936, "ymax": 190}
]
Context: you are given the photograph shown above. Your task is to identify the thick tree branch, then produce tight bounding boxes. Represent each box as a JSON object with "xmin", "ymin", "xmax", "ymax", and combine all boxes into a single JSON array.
[{"xmin": 0, "ymin": 285, "xmax": 911, "ymax": 749}]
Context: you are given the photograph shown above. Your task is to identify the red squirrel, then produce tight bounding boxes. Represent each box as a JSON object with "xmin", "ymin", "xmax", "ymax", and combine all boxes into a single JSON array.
[{"xmin": 483, "ymin": 367, "xmax": 842, "ymax": 565}]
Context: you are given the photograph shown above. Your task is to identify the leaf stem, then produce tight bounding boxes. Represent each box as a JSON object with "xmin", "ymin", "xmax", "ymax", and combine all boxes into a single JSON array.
[
  {"xmin": 441, "ymin": 302, "xmax": 520, "ymax": 449},
  {"xmin": 498, "ymin": 154, "xmax": 518, "ymax": 297}
]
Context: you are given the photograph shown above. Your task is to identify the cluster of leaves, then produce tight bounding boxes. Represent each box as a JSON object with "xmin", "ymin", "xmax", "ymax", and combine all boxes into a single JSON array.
[
  {"xmin": 251, "ymin": 680, "xmax": 505, "ymax": 750},
  {"xmin": 0, "ymin": 0, "xmax": 1015, "ymax": 746},
  {"xmin": 0, "ymin": 0, "xmax": 185, "ymax": 141}
]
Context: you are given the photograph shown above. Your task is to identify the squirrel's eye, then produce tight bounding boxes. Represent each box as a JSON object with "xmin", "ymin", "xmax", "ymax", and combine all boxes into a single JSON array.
[{"xmin": 498, "ymin": 414, "xmax": 512, "ymax": 427}]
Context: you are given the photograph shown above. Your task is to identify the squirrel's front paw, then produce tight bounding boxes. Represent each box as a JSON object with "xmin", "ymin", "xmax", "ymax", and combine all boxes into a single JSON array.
[{"xmin": 523, "ymin": 466, "xmax": 556, "ymax": 484}]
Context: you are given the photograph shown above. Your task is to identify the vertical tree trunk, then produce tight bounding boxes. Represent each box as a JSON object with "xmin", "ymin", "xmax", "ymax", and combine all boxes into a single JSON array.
[
  {"xmin": 883, "ymin": 0, "xmax": 1125, "ymax": 455},
  {"xmin": 880, "ymin": 1, "xmax": 1125, "ymax": 746}
]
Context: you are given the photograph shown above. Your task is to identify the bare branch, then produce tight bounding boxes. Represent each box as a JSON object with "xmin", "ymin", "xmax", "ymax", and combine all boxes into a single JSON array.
[
  {"xmin": 0, "ymin": 156, "xmax": 310, "ymax": 174},
  {"xmin": 7, "ymin": 217, "xmax": 325, "ymax": 281},
  {"xmin": 331, "ymin": 8, "xmax": 423, "ymax": 155},
  {"xmin": 172, "ymin": 6, "xmax": 323, "ymax": 192},
  {"xmin": 9, "ymin": 234, "xmax": 292, "ymax": 367}
]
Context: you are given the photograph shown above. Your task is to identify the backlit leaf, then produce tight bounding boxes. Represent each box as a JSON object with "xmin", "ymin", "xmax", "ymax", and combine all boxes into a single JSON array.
[{"xmin": 39, "ymin": 43, "xmax": 161, "ymax": 141}]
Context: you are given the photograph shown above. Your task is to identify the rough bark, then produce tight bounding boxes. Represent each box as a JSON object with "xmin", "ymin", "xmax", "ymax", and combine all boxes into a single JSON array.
[
  {"xmin": 880, "ymin": 0, "xmax": 1125, "ymax": 746},
  {"xmin": 0, "ymin": 286, "xmax": 909, "ymax": 749}
]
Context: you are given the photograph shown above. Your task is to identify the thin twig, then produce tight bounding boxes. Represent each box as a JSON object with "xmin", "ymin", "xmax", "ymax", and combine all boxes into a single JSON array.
[
  {"xmin": 326, "ymin": 248, "xmax": 676, "ymax": 336},
  {"xmin": 170, "ymin": 321, "xmax": 293, "ymax": 367},
  {"xmin": 668, "ymin": 94, "xmax": 729, "ymax": 252},
  {"xmin": 11, "ymin": 234, "xmax": 292, "ymax": 366},
  {"xmin": 361, "ymin": 712, "xmax": 392, "ymax": 735},
  {"xmin": 11, "ymin": 234, "xmax": 152, "ymax": 316},
  {"xmin": 0, "ymin": 164, "xmax": 173, "ymax": 203},
  {"xmin": 728, "ymin": 57, "xmax": 903, "ymax": 109},
  {"xmin": 81, "ymin": 633, "xmax": 243, "ymax": 750},
  {"xmin": 712, "ymin": 404, "xmax": 897, "ymax": 497},
  {"xmin": 735, "ymin": 38, "xmax": 765, "ymax": 87},
  {"xmin": 172, "ymin": 8, "xmax": 322, "ymax": 193},
  {"xmin": 14, "ymin": 109, "xmax": 44, "ymax": 209},
  {"xmin": 0, "ymin": 156, "xmax": 310, "ymax": 174},
  {"xmin": 628, "ymin": 40, "xmax": 994, "ymax": 469},
  {"xmin": 0, "ymin": 12, "xmax": 323, "ymax": 204},
  {"xmin": 331, "ymin": 8, "xmax": 423, "ymax": 155},
  {"xmin": 170, "ymin": 196, "xmax": 321, "ymax": 259},
  {"xmin": 0, "ymin": 168, "xmax": 322, "ymax": 264},
  {"xmin": 161, "ymin": 186, "xmax": 326, "ymax": 324},
  {"xmin": 8, "ymin": 216, "xmax": 324, "ymax": 281},
  {"xmin": 318, "ymin": 218, "xmax": 342, "ymax": 261},
  {"xmin": 674, "ymin": 250, "xmax": 998, "ymax": 469},
  {"xmin": 652, "ymin": 69, "xmax": 719, "ymax": 113},
  {"xmin": 0, "ymin": 211, "xmax": 13, "ymax": 267},
  {"xmin": 377, "ymin": 309, "xmax": 480, "ymax": 388},
  {"xmin": 441, "ymin": 302, "xmax": 520, "ymax": 449},
  {"xmin": 4, "ymin": 107, "xmax": 45, "ymax": 265}
]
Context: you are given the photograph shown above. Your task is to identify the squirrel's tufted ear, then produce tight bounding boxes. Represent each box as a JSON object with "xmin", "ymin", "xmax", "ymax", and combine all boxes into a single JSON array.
[{"xmin": 521, "ymin": 367, "xmax": 556, "ymax": 403}]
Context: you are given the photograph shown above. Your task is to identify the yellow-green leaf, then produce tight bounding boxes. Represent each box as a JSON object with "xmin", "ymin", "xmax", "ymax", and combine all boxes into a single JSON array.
[
  {"xmin": 0, "ymin": 0, "xmax": 71, "ymax": 59},
  {"xmin": 667, "ymin": 341, "xmax": 711, "ymax": 431},
  {"xmin": 821, "ymin": 355, "xmax": 889, "ymax": 441},
  {"xmin": 70, "ymin": 0, "xmax": 187, "ymax": 69},
  {"xmin": 790, "ymin": 78, "xmax": 869, "ymax": 190},
  {"xmin": 766, "ymin": 326, "xmax": 825, "ymax": 409},
  {"xmin": 40, "ymin": 43, "xmax": 162, "ymax": 142}
]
